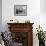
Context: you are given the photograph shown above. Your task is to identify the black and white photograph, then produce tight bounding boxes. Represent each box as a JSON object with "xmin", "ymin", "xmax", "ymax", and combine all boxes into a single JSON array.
[{"xmin": 14, "ymin": 5, "xmax": 27, "ymax": 16}]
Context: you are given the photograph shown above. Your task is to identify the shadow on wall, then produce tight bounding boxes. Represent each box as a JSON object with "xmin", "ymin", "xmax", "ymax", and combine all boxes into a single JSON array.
[
  {"xmin": 40, "ymin": 0, "xmax": 46, "ymax": 14},
  {"xmin": 0, "ymin": 0, "xmax": 2, "ymax": 32}
]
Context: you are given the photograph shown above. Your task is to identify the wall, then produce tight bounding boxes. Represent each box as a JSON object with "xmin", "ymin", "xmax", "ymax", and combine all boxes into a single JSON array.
[
  {"xmin": 2, "ymin": 0, "xmax": 40, "ymax": 46},
  {"xmin": 40, "ymin": 0, "xmax": 46, "ymax": 31},
  {"xmin": 0, "ymin": 0, "xmax": 2, "ymax": 32},
  {"xmin": 40, "ymin": 0, "xmax": 46, "ymax": 14},
  {"xmin": 2, "ymin": 0, "xmax": 40, "ymax": 30}
]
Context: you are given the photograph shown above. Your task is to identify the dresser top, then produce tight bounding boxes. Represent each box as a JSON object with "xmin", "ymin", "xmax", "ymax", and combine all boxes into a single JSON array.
[{"xmin": 7, "ymin": 23, "xmax": 34, "ymax": 25}]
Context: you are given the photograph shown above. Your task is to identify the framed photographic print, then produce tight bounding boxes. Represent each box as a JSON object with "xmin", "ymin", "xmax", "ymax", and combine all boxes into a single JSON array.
[{"xmin": 14, "ymin": 5, "xmax": 27, "ymax": 16}]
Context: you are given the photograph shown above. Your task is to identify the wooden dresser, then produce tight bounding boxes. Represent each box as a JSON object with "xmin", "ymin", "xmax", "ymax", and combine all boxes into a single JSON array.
[{"xmin": 7, "ymin": 23, "xmax": 34, "ymax": 46}]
